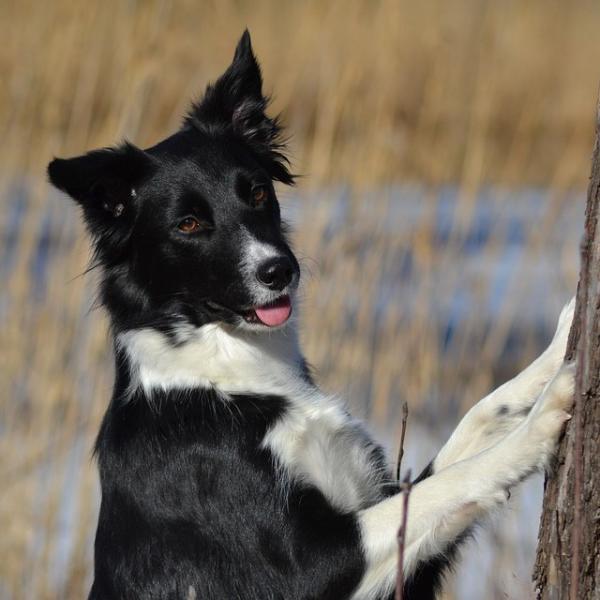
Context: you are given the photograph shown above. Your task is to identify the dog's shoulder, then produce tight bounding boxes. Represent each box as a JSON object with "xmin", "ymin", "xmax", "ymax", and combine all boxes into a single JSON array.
[{"xmin": 262, "ymin": 384, "xmax": 395, "ymax": 512}]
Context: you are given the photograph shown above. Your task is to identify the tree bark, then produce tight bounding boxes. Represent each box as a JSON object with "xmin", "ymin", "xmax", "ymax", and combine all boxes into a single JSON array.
[{"xmin": 533, "ymin": 103, "xmax": 600, "ymax": 599}]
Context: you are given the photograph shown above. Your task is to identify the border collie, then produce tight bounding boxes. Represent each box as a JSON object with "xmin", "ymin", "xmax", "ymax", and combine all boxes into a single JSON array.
[{"xmin": 48, "ymin": 31, "xmax": 575, "ymax": 600}]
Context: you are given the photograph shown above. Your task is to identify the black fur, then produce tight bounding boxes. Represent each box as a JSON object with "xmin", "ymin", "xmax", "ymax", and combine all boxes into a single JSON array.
[
  {"xmin": 90, "ymin": 355, "xmax": 363, "ymax": 600},
  {"xmin": 48, "ymin": 31, "xmax": 464, "ymax": 600}
]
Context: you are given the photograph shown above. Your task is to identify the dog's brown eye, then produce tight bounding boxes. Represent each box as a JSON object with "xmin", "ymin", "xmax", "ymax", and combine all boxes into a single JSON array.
[
  {"xmin": 178, "ymin": 217, "xmax": 202, "ymax": 233},
  {"xmin": 252, "ymin": 186, "xmax": 268, "ymax": 207}
]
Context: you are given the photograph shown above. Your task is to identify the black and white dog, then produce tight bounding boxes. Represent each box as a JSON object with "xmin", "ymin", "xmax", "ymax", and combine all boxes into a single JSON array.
[{"xmin": 48, "ymin": 31, "xmax": 575, "ymax": 600}]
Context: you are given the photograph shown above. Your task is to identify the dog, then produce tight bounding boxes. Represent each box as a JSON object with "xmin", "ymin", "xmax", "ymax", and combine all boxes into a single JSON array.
[{"xmin": 48, "ymin": 31, "xmax": 575, "ymax": 600}]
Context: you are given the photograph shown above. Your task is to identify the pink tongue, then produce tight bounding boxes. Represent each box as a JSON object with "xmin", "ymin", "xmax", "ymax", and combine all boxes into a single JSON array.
[{"xmin": 254, "ymin": 297, "xmax": 292, "ymax": 327}]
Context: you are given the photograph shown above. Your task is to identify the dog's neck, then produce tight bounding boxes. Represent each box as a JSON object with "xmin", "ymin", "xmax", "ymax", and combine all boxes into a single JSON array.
[{"xmin": 116, "ymin": 319, "xmax": 308, "ymax": 398}]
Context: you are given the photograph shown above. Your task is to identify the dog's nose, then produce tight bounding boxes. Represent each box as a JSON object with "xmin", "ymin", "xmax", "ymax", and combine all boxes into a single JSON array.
[{"xmin": 256, "ymin": 257, "xmax": 294, "ymax": 291}]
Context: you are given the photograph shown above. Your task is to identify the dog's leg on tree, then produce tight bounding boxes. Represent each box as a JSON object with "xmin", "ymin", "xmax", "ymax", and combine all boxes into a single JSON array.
[
  {"xmin": 533, "ymin": 100, "xmax": 600, "ymax": 599},
  {"xmin": 354, "ymin": 365, "xmax": 574, "ymax": 600},
  {"xmin": 430, "ymin": 297, "xmax": 574, "ymax": 473}
]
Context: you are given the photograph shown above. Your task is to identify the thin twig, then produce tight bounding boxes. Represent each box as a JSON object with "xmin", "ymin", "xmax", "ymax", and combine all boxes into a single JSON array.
[
  {"xmin": 395, "ymin": 469, "xmax": 413, "ymax": 600},
  {"xmin": 396, "ymin": 401, "xmax": 409, "ymax": 482}
]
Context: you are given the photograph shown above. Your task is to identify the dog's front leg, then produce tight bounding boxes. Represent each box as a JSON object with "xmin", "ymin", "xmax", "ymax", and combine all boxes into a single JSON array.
[
  {"xmin": 431, "ymin": 298, "xmax": 574, "ymax": 472},
  {"xmin": 352, "ymin": 363, "xmax": 574, "ymax": 600}
]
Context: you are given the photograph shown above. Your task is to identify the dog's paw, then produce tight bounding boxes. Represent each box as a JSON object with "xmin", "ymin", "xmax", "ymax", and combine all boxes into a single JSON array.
[
  {"xmin": 556, "ymin": 297, "xmax": 576, "ymax": 333},
  {"xmin": 546, "ymin": 297, "xmax": 575, "ymax": 362},
  {"xmin": 525, "ymin": 361, "xmax": 575, "ymax": 464}
]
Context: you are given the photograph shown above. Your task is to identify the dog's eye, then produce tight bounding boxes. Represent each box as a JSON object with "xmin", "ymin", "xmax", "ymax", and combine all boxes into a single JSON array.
[
  {"xmin": 177, "ymin": 217, "xmax": 204, "ymax": 234},
  {"xmin": 251, "ymin": 185, "xmax": 268, "ymax": 207}
]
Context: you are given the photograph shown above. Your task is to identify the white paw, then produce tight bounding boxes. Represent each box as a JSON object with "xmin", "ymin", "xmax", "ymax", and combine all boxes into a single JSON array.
[
  {"xmin": 527, "ymin": 361, "xmax": 575, "ymax": 453},
  {"xmin": 526, "ymin": 297, "xmax": 575, "ymax": 401},
  {"xmin": 548, "ymin": 297, "xmax": 575, "ymax": 358}
]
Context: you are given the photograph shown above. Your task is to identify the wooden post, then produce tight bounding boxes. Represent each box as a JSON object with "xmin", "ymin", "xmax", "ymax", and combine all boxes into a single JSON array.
[{"xmin": 533, "ymin": 101, "xmax": 600, "ymax": 599}]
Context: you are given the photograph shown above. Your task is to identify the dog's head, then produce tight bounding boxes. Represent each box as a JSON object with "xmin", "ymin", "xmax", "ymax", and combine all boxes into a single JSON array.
[{"xmin": 48, "ymin": 31, "xmax": 300, "ymax": 335}]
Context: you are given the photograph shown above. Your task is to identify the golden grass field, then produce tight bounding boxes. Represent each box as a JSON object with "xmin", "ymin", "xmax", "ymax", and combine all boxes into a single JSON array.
[{"xmin": 1, "ymin": 0, "xmax": 598, "ymax": 598}]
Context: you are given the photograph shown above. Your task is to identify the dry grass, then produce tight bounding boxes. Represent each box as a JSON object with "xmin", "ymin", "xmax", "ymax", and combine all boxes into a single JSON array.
[
  {"xmin": 2, "ymin": 0, "xmax": 599, "ymax": 184},
  {"xmin": 0, "ymin": 1, "xmax": 596, "ymax": 598}
]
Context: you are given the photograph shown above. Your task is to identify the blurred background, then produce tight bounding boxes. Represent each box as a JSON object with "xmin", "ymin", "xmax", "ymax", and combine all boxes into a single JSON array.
[{"xmin": 1, "ymin": 0, "xmax": 598, "ymax": 598}]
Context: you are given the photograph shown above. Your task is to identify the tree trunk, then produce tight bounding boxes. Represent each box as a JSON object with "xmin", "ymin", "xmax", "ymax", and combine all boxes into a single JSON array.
[{"xmin": 533, "ymin": 103, "xmax": 600, "ymax": 599}]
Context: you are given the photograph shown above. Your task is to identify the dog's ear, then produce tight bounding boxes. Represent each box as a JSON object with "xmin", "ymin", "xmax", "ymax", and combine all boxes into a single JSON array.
[
  {"xmin": 186, "ymin": 30, "xmax": 294, "ymax": 185},
  {"xmin": 48, "ymin": 142, "xmax": 153, "ymax": 232}
]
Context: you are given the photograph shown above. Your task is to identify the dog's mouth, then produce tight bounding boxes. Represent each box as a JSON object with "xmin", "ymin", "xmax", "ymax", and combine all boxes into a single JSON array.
[{"xmin": 242, "ymin": 295, "xmax": 292, "ymax": 327}]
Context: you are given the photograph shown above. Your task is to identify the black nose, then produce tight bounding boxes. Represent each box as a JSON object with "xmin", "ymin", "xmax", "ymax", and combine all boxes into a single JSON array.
[{"xmin": 256, "ymin": 257, "xmax": 295, "ymax": 291}]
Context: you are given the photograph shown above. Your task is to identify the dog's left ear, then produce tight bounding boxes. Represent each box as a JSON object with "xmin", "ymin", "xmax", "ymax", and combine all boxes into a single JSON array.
[{"xmin": 186, "ymin": 30, "xmax": 294, "ymax": 185}]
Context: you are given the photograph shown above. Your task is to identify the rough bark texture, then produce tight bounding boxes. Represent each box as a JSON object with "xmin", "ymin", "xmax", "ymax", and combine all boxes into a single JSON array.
[{"xmin": 533, "ymin": 104, "xmax": 600, "ymax": 599}]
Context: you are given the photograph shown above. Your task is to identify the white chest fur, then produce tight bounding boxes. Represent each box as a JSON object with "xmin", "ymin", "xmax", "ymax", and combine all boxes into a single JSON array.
[
  {"xmin": 117, "ymin": 323, "xmax": 388, "ymax": 512},
  {"xmin": 262, "ymin": 394, "xmax": 388, "ymax": 512}
]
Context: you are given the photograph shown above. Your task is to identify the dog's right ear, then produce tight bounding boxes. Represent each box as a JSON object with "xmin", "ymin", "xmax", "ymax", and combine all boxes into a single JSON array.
[{"xmin": 47, "ymin": 143, "xmax": 153, "ymax": 238}]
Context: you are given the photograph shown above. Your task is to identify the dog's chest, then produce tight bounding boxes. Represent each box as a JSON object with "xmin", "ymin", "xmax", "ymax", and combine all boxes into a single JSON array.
[{"xmin": 262, "ymin": 393, "xmax": 389, "ymax": 512}]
